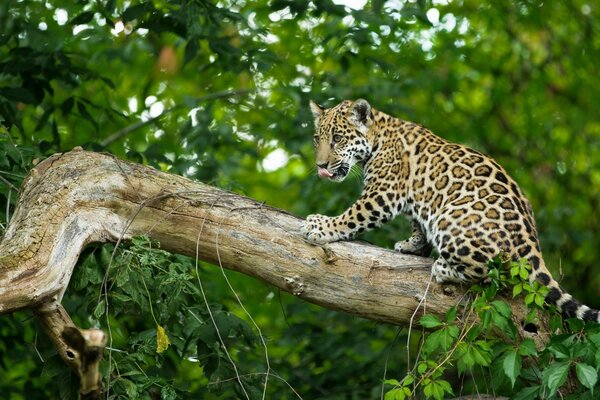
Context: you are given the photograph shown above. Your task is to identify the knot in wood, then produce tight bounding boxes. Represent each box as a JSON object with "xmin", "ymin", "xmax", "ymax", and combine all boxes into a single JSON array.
[
  {"xmin": 322, "ymin": 245, "xmax": 338, "ymax": 264},
  {"xmin": 284, "ymin": 275, "xmax": 305, "ymax": 296}
]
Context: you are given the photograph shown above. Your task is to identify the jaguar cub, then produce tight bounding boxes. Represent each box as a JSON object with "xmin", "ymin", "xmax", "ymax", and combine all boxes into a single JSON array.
[{"xmin": 301, "ymin": 98, "xmax": 600, "ymax": 323}]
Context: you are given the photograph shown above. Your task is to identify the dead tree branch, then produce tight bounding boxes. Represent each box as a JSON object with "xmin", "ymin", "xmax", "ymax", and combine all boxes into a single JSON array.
[{"xmin": 0, "ymin": 149, "xmax": 538, "ymax": 390}]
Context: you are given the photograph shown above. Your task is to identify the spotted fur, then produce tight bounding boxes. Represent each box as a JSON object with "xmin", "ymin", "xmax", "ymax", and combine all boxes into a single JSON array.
[{"xmin": 301, "ymin": 99, "xmax": 600, "ymax": 323}]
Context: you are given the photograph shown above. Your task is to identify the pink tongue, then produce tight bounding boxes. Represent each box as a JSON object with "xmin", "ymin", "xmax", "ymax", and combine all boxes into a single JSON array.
[{"xmin": 318, "ymin": 167, "xmax": 334, "ymax": 178}]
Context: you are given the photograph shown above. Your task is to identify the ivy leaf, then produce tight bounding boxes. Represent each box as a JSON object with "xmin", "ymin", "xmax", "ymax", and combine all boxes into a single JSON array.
[
  {"xmin": 445, "ymin": 306, "xmax": 458, "ymax": 323},
  {"xmin": 491, "ymin": 300, "xmax": 512, "ymax": 318},
  {"xmin": 420, "ymin": 314, "xmax": 443, "ymax": 329},
  {"xmin": 513, "ymin": 283, "xmax": 523, "ymax": 297},
  {"xmin": 589, "ymin": 331, "xmax": 600, "ymax": 346},
  {"xmin": 510, "ymin": 265, "xmax": 520, "ymax": 277},
  {"xmin": 575, "ymin": 363, "xmax": 597, "ymax": 393},
  {"xmin": 456, "ymin": 341, "xmax": 492, "ymax": 374},
  {"xmin": 518, "ymin": 338, "xmax": 537, "ymax": 357},
  {"xmin": 502, "ymin": 349, "xmax": 521, "ymax": 387},
  {"xmin": 547, "ymin": 343, "xmax": 570, "ymax": 360},
  {"xmin": 423, "ymin": 379, "xmax": 453, "ymax": 400},
  {"xmin": 534, "ymin": 293, "xmax": 545, "ymax": 307},
  {"xmin": 512, "ymin": 385, "xmax": 540, "ymax": 400},
  {"xmin": 122, "ymin": 378, "xmax": 138, "ymax": 398},
  {"xmin": 423, "ymin": 325, "xmax": 459, "ymax": 355},
  {"xmin": 542, "ymin": 361, "xmax": 570, "ymax": 395},
  {"xmin": 93, "ymin": 299, "xmax": 106, "ymax": 319},
  {"xmin": 417, "ymin": 361, "xmax": 429, "ymax": 374},
  {"xmin": 519, "ymin": 267, "xmax": 529, "ymax": 280},
  {"xmin": 161, "ymin": 385, "xmax": 178, "ymax": 400},
  {"xmin": 384, "ymin": 388, "xmax": 405, "ymax": 400}
]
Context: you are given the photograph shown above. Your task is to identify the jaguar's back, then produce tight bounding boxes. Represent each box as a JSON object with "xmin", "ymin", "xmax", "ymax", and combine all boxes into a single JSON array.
[{"xmin": 301, "ymin": 98, "xmax": 600, "ymax": 323}]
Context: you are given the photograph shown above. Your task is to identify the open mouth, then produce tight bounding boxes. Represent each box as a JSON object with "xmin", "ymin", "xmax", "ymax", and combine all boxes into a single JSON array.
[{"xmin": 318, "ymin": 163, "xmax": 349, "ymax": 181}]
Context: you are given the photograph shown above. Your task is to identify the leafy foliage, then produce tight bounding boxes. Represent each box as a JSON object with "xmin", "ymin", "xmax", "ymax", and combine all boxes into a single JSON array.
[
  {"xmin": 384, "ymin": 258, "xmax": 600, "ymax": 399},
  {"xmin": 1, "ymin": 0, "xmax": 600, "ymax": 398},
  {"xmin": 71, "ymin": 236, "xmax": 269, "ymax": 398}
]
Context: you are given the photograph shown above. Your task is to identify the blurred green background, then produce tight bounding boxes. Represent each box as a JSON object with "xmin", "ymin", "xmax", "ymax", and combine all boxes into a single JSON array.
[{"xmin": 1, "ymin": 0, "xmax": 599, "ymax": 398}]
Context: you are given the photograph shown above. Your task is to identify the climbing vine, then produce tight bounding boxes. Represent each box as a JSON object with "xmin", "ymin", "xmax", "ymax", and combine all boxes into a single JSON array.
[{"xmin": 385, "ymin": 257, "xmax": 600, "ymax": 399}]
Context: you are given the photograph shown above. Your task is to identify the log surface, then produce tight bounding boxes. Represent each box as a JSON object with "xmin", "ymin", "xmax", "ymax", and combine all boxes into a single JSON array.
[{"xmin": 0, "ymin": 149, "xmax": 487, "ymax": 324}]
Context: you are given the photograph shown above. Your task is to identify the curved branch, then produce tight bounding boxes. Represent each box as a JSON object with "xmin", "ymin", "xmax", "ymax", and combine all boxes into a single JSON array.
[{"xmin": 0, "ymin": 149, "xmax": 530, "ymax": 327}]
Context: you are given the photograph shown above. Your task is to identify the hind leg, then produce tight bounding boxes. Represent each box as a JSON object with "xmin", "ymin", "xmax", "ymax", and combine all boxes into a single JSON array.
[
  {"xmin": 432, "ymin": 257, "xmax": 488, "ymax": 283},
  {"xmin": 394, "ymin": 220, "xmax": 432, "ymax": 257}
]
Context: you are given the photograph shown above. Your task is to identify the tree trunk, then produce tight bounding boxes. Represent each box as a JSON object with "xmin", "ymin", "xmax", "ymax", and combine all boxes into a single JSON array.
[
  {"xmin": 0, "ymin": 148, "xmax": 453, "ymax": 320},
  {"xmin": 0, "ymin": 149, "xmax": 540, "ymax": 388}
]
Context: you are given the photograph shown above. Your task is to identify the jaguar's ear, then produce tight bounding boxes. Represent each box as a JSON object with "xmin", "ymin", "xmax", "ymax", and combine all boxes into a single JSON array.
[
  {"xmin": 350, "ymin": 99, "xmax": 372, "ymax": 132},
  {"xmin": 309, "ymin": 100, "xmax": 324, "ymax": 129},
  {"xmin": 309, "ymin": 100, "xmax": 324, "ymax": 122}
]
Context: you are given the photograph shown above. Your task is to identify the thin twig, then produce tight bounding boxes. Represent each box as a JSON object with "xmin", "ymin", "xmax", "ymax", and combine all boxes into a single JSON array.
[
  {"xmin": 194, "ymin": 200, "xmax": 251, "ymax": 399},
  {"xmin": 215, "ymin": 206, "xmax": 272, "ymax": 400},
  {"xmin": 380, "ymin": 327, "xmax": 403, "ymax": 400},
  {"xmin": 406, "ymin": 269, "xmax": 435, "ymax": 371},
  {"xmin": 100, "ymin": 89, "xmax": 251, "ymax": 147}
]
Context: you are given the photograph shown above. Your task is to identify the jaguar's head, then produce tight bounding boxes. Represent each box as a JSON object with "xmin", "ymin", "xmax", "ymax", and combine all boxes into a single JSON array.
[{"xmin": 309, "ymin": 99, "xmax": 373, "ymax": 182}]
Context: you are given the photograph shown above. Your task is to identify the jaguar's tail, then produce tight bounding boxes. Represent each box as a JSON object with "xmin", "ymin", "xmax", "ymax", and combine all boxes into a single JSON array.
[{"xmin": 531, "ymin": 256, "xmax": 600, "ymax": 323}]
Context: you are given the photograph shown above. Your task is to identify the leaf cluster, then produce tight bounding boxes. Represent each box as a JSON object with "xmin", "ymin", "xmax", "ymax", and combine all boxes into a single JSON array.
[
  {"xmin": 385, "ymin": 258, "xmax": 600, "ymax": 399},
  {"xmin": 66, "ymin": 235, "xmax": 269, "ymax": 399}
]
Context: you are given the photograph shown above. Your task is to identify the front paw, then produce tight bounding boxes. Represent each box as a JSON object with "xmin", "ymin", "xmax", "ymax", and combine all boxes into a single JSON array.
[
  {"xmin": 394, "ymin": 237, "xmax": 432, "ymax": 257},
  {"xmin": 301, "ymin": 214, "xmax": 339, "ymax": 244}
]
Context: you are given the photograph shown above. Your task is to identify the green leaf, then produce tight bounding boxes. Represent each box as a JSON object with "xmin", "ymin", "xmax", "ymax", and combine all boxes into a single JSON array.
[
  {"xmin": 0, "ymin": 87, "xmax": 37, "ymax": 104},
  {"xmin": 519, "ymin": 267, "xmax": 529, "ymax": 280},
  {"xmin": 184, "ymin": 39, "xmax": 200, "ymax": 66},
  {"xmin": 518, "ymin": 339, "xmax": 537, "ymax": 357},
  {"xmin": 456, "ymin": 341, "xmax": 492, "ymax": 374},
  {"xmin": 423, "ymin": 379, "xmax": 453, "ymax": 400},
  {"xmin": 121, "ymin": 378, "xmax": 138, "ymax": 398},
  {"xmin": 420, "ymin": 314, "xmax": 443, "ymax": 328},
  {"xmin": 547, "ymin": 343, "xmax": 570, "ymax": 360},
  {"xmin": 445, "ymin": 306, "xmax": 458, "ymax": 323},
  {"xmin": 423, "ymin": 325, "xmax": 459, "ymax": 355},
  {"xmin": 93, "ymin": 299, "xmax": 106, "ymax": 319},
  {"xmin": 512, "ymin": 385, "xmax": 540, "ymax": 400},
  {"xmin": 122, "ymin": 3, "xmax": 152, "ymax": 22},
  {"xmin": 542, "ymin": 361, "xmax": 570, "ymax": 395},
  {"xmin": 77, "ymin": 101, "xmax": 98, "ymax": 131},
  {"xmin": 115, "ymin": 266, "xmax": 129, "ymax": 287},
  {"xmin": 513, "ymin": 283, "xmax": 523, "ymax": 297},
  {"xmin": 575, "ymin": 363, "xmax": 597, "ymax": 392},
  {"xmin": 384, "ymin": 388, "xmax": 405, "ymax": 400},
  {"xmin": 525, "ymin": 293, "xmax": 535, "ymax": 305},
  {"xmin": 70, "ymin": 11, "xmax": 95, "ymax": 25},
  {"xmin": 491, "ymin": 300, "xmax": 512, "ymax": 320},
  {"xmin": 161, "ymin": 385, "xmax": 178, "ymax": 400},
  {"xmin": 534, "ymin": 294, "xmax": 545, "ymax": 307},
  {"xmin": 502, "ymin": 349, "xmax": 521, "ymax": 387},
  {"xmin": 510, "ymin": 265, "xmax": 520, "ymax": 277}
]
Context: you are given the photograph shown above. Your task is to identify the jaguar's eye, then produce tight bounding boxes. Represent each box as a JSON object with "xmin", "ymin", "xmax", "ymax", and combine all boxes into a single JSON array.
[{"xmin": 332, "ymin": 134, "xmax": 342, "ymax": 143}]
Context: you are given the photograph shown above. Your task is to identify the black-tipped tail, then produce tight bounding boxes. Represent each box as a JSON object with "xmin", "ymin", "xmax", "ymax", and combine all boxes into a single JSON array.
[{"xmin": 545, "ymin": 285, "xmax": 600, "ymax": 323}]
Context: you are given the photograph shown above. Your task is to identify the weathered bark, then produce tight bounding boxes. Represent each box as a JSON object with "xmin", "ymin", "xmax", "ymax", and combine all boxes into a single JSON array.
[
  {"xmin": 0, "ymin": 149, "xmax": 540, "ymax": 389},
  {"xmin": 0, "ymin": 148, "xmax": 458, "ymax": 321}
]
